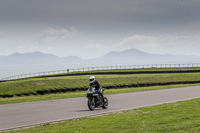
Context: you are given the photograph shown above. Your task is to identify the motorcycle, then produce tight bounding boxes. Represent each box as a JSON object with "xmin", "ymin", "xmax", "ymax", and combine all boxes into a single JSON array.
[{"xmin": 86, "ymin": 86, "xmax": 108, "ymax": 111}]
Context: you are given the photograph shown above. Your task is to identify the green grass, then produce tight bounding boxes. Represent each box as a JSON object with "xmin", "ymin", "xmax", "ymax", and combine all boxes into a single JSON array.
[
  {"xmin": 1, "ymin": 73, "xmax": 200, "ymax": 95},
  {"xmin": 1, "ymin": 84, "xmax": 200, "ymax": 105},
  {"xmin": 4, "ymin": 98, "xmax": 200, "ymax": 133}
]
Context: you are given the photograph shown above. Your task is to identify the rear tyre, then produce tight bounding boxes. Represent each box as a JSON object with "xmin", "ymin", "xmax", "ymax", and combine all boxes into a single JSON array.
[
  {"xmin": 102, "ymin": 97, "xmax": 108, "ymax": 109},
  {"xmin": 88, "ymin": 98, "xmax": 95, "ymax": 111}
]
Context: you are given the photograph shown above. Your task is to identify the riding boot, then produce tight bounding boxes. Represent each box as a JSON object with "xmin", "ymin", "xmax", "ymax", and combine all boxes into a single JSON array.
[{"xmin": 100, "ymin": 93, "xmax": 106, "ymax": 103}]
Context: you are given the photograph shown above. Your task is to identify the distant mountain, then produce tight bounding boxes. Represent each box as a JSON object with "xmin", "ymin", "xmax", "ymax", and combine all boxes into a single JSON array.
[
  {"xmin": 0, "ymin": 51, "xmax": 82, "ymax": 65},
  {"xmin": 0, "ymin": 55, "xmax": 5, "ymax": 59},
  {"xmin": 92, "ymin": 49, "xmax": 200, "ymax": 64},
  {"xmin": 99, "ymin": 49, "xmax": 153, "ymax": 60},
  {"xmin": 61, "ymin": 56, "xmax": 82, "ymax": 63},
  {"xmin": 1, "ymin": 49, "xmax": 200, "ymax": 65}
]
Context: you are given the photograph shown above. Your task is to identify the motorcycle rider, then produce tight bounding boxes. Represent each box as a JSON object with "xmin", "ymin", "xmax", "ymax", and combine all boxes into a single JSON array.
[{"xmin": 89, "ymin": 76, "xmax": 105, "ymax": 102}]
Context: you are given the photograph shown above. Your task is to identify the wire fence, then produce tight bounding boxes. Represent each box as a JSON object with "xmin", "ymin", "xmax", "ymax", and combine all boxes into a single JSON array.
[{"xmin": 1, "ymin": 63, "xmax": 200, "ymax": 82}]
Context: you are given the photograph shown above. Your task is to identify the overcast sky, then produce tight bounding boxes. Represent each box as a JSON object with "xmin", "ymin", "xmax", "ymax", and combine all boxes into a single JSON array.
[{"xmin": 0, "ymin": 0, "xmax": 200, "ymax": 59}]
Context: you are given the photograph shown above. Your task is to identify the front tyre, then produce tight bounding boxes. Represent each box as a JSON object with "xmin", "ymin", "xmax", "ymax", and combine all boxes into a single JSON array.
[
  {"xmin": 102, "ymin": 97, "xmax": 108, "ymax": 109},
  {"xmin": 88, "ymin": 97, "xmax": 95, "ymax": 111}
]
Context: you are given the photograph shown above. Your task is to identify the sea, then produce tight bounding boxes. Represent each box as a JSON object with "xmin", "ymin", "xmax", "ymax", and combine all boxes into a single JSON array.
[
  {"xmin": 0, "ymin": 63, "xmax": 90, "ymax": 79},
  {"xmin": 0, "ymin": 62, "xmax": 131, "ymax": 79}
]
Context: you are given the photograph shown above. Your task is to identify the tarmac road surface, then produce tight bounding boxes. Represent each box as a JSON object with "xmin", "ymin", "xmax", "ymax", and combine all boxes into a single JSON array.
[{"xmin": 0, "ymin": 86, "xmax": 200, "ymax": 131}]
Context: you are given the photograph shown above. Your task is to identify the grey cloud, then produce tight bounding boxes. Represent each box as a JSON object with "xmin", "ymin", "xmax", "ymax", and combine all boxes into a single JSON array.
[
  {"xmin": 1, "ymin": 0, "xmax": 200, "ymax": 58},
  {"xmin": 1, "ymin": 0, "xmax": 199, "ymax": 29},
  {"xmin": 116, "ymin": 34, "xmax": 200, "ymax": 55},
  {"xmin": 0, "ymin": 31, "xmax": 4, "ymax": 37},
  {"xmin": 34, "ymin": 27, "xmax": 78, "ymax": 44}
]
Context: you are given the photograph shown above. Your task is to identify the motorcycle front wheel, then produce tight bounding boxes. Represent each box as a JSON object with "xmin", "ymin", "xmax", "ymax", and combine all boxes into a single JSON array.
[
  {"xmin": 102, "ymin": 97, "xmax": 108, "ymax": 109},
  {"xmin": 88, "ymin": 97, "xmax": 95, "ymax": 111}
]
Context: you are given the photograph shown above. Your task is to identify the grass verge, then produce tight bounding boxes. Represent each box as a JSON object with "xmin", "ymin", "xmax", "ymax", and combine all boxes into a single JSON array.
[
  {"xmin": 1, "ymin": 73, "xmax": 200, "ymax": 96},
  {"xmin": 1, "ymin": 83, "xmax": 200, "ymax": 105},
  {"xmin": 3, "ymin": 98, "xmax": 200, "ymax": 133}
]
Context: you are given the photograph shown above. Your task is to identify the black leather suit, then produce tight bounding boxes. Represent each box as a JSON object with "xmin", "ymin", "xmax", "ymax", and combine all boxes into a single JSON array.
[{"xmin": 89, "ymin": 80, "xmax": 105, "ymax": 102}]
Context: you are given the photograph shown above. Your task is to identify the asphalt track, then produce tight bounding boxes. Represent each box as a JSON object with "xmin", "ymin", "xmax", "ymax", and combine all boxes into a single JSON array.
[{"xmin": 0, "ymin": 86, "xmax": 200, "ymax": 131}]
